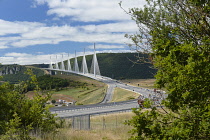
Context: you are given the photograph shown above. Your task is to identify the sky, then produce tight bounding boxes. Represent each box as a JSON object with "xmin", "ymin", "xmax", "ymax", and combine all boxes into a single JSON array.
[{"xmin": 0, "ymin": 0, "xmax": 146, "ymax": 65}]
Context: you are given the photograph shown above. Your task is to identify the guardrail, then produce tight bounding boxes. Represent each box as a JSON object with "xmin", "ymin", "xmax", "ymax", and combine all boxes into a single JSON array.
[
  {"xmin": 59, "ymin": 108, "xmax": 134, "ymax": 119},
  {"xmin": 50, "ymin": 99, "xmax": 138, "ymax": 112}
]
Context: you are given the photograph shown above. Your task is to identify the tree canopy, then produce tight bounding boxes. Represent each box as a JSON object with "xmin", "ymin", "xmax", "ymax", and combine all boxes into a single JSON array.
[
  {"xmin": 123, "ymin": 0, "xmax": 210, "ymax": 139},
  {"xmin": 0, "ymin": 70, "xmax": 57, "ymax": 139}
]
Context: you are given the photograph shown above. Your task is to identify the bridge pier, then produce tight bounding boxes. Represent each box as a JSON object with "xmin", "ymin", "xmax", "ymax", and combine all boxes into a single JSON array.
[{"xmin": 48, "ymin": 43, "xmax": 101, "ymax": 78}]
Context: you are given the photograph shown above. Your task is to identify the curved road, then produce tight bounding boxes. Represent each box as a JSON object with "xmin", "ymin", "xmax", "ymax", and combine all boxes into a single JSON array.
[{"xmin": 50, "ymin": 74, "xmax": 166, "ymax": 118}]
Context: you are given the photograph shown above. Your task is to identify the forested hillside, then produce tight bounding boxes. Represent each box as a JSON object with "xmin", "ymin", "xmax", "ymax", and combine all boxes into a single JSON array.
[{"xmin": 64, "ymin": 53, "xmax": 156, "ymax": 79}]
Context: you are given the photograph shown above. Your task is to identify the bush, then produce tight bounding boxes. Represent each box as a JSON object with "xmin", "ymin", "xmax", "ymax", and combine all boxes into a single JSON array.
[
  {"xmin": 51, "ymin": 99, "xmax": 56, "ymax": 104},
  {"xmin": 0, "ymin": 70, "xmax": 57, "ymax": 139}
]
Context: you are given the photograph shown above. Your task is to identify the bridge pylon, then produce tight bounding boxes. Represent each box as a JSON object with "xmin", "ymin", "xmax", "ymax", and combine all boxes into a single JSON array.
[
  {"xmin": 90, "ymin": 43, "xmax": 100, "ymax": 77},
  {"xmin": 67, "ymin": 53, "xmax": 72, "ymax": 71},
  {"xmin": 74, "ymin": 51, "xmax": 79, "ymax": 73},
  {"xmin": 55, "ymin": 55, "xmax": 59, "ymax": 70},
  {"xmin": 61, "ymin": 54, "xmax": 65, "ymax": 71},
  {"xmin": 48, "ymin": 56, "xmax": 54, "ymax": 75},
  {"xmin": 81, "ymin": 48, "xmax": 89, "ymax": 74}
]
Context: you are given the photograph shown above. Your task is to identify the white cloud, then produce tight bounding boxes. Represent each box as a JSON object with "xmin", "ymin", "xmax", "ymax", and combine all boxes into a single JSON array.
[
  {"xmin": 0, "ymin": 19, "xmax": 44, "ymax": 36},
  {"xmin": 88, "ymin": 44, "xmax": 125, "ymax": 49},
  {"xmin": 0, "ymin": 42, "xmax": 9, "ymax": 49},
  {"xmin": 2, "ymin": 53, "xmax": 51, "ymax": 65},
  {"xmin": 80, "ymin": 21, "xmax": 138, "ymax": 33},
  {"xmin": 0, "ymin": 46, "xmax": 9, "ymax": 49},
  {"xmin": 21, "ymin": 25, "xmax": 78, "ymax": 39},
  {"xmin": 34, "ymin": 0, "xmax": 146, "ymax": 22},
  {"xmin": 5, "ymin": 52, "xmax": 32, "ymax": 57},
  {"xmin": 0, "ymin": 19, "xmax": 135, "ymax": 48},
  {"xmin": 0, "ymin": 0, "xmax": 143, "ymax": 49}
]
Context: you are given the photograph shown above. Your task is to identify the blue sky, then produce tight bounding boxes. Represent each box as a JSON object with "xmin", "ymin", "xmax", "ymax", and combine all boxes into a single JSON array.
[{"xmin": 0, "ymin": 0, "xmax": 146, "ymax": 65}]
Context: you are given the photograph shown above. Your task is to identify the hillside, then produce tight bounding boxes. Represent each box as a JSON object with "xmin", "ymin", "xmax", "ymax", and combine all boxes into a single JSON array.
[
  {"xmin": 62, "ymin": 53, "xmax": 156, "ymax": 79},
  {"xmin": 0, "ymin": 65, "xmax": 44, "ymax": 84}
]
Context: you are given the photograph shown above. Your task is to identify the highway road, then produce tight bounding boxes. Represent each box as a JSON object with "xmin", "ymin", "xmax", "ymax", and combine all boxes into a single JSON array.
[
  {"xmin": 50, "ymin": 75, "xmax": 166, "ymax": 118},
  {"xmin": 51, "ymin": 100, "xmax": 139, "ymax": 118},
  {"xmin": 97, "ymin": 76, "xmax": 166, "ymax": 103},
  {"xmin": 44, "ymin": 68, "xmax": 165, "ymax": 102},
  {"xmin": 44, "ymin": 69, "xmax": 166, "ymax": 118}
]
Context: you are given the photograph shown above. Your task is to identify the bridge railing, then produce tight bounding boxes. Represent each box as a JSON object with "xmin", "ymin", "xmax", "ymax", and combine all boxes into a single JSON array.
[{"xmin": 50, "ymin": 99, "xmax": 138, "ymax": 113}]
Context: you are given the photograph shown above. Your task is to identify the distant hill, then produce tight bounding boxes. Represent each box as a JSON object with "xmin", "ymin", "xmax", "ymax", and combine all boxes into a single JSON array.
[
  {"xmin": 0, "ymin": 65, "xmax": 44, "ymax": 84},
  {"xmin": 61, "ymin": 53, "xmax": 157, "ymax": 79},
  {"xmin": 29, "ymin": 64, "xmax": 49, "ymax": 68}
]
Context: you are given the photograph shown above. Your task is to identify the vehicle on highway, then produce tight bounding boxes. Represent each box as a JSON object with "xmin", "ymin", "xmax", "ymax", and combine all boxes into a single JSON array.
[{"xmin": 137, "ymin": 95, "xmax": 144, "ymax": 108}]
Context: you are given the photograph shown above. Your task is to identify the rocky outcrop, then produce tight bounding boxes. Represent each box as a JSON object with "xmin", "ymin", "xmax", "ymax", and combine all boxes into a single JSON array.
[{"xmin": 0, "ymin": 65, "xmax": 22, "ymax": 76}]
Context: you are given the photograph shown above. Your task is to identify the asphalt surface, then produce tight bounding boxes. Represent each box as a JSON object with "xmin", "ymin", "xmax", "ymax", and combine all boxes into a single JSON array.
[{"xmin": 51, "ymin": 100, "xmax": 139, "ymax": 118}]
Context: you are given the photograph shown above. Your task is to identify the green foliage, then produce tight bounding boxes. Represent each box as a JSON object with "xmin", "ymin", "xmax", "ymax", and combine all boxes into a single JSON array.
[
  {"xmin": 51, "ymin": 99, "xmax": 56, "ymax": 104},
  {"xmin": 142, "ymin": 98, "xmax": 153, "ymax": 108},
  {"xmin": 29, "ymin": 64, "xmax": 49, "ymax": 68},
  {"xmin": 26, "ymin": 74, "xmax": 88, "ymax": 91},
  {"xmin": 27, "ymin": 75, "xmax": 69, "ymax": 91},
  {"xmin": 0, "ymin": 69, "xmax": 57, "ymax": 139},
  {"xmin": 124, "ymin": 0, "xmax": 210, "ymax": 139},
  {"xmin": 127, "ymin": 106, "xmax": 210, "ymax": 140}
]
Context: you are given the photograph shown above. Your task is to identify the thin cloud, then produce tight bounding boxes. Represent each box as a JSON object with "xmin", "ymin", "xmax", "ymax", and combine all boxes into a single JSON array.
[
  {"xmin": 0, "ymin": 46, "xmax": 9, "ymax": 49},
  {"xmin": 2, "ymin": 53, "xmax": 51, "ymax": 65},
  {"xmin": 0, "ymin": 19, "xmax": 44, "ymax": 36},
  {"xmin": 88, "ymin": 44, "xmax": 125, "ymax": 49}
]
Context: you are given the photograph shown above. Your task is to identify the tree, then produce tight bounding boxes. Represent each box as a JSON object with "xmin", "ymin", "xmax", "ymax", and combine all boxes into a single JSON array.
[
  {"xmin": 121, "ymin": 0, "xmax": 210, "ymax": 139},
  {"xmin": 27, "ymin": 75, "xmax": 70, "ymax": 91},
  {"xmin": 0, "ymin": 70, "xmax": 57, "ymax": 139}
]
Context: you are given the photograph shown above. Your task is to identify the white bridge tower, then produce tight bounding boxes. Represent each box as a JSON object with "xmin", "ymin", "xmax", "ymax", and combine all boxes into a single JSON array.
[{"xmin": 90, "ymin": 43, "xmax": 100, "ymax": 77}]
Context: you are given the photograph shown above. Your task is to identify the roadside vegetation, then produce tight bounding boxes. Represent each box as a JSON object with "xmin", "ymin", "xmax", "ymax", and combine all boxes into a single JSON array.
[
  {"xmin": 0, "ymin": 70, "xmax": 108, "ymax": 139},
  {"xmin": 38, "ymin": 112, "xmax": 135, "ymax": 140},
  {"xmin": 123, "ymin": 0, "xmax": 210, "ymax": 139},
  {"xmin": 0, "ymin": 70, "xmax": 57, "ymax": 139}
]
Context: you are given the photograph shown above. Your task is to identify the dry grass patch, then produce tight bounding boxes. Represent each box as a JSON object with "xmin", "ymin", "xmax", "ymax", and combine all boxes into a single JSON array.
[
  {"xmin": 39, "ymin": 112, "xmax": 135, "ymax": 140},
  {"xmin": 53, "ymin": 74, "xmax": 105, "ymax": 87},
  {"xmin": 26, "ymin": 74, "xmax": 107, "ymax": 105},
  {"xmin": 121, "ymin": 79, "xmax": 155, "ymax": 89},
  {"xmin": 111, "ymin": 88, "xmax": 140, "ymax": 102}
]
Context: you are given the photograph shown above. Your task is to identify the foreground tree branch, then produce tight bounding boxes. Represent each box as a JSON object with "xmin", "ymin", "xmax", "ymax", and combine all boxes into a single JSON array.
[{"xmin": 124, "ymin": 0, "xmax": 210, "ymax": 139}]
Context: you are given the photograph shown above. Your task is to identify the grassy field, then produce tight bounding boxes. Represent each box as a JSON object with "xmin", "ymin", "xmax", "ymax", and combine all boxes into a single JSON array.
[
  {"xmin": 26, "ymin": 74, "xmax": 155, "ymax": 105},
  {"xmin": 52, "ymin": 74, "xmax": 107, "ymax": 105},
  {"xmin": 53, "ymin": 74, "xmax": 105, "ymax": 87},
  {"xmin": 52, "ymin": 86, "xmax": 106, "ymax": 105},
  {"xmin": 111, "ymin": 87, "xmax": 140, "ymax": 102},
  {"xmin": 121, "ymin": 79, "xmax": 156, "ymax": 89},
  {"xmin": 38, "ymin": 112, "xmax": 136, "ymax": 140},
  {"xmin": 26, "ymin": 74, "xmax": 107, "ymax": 105}
]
